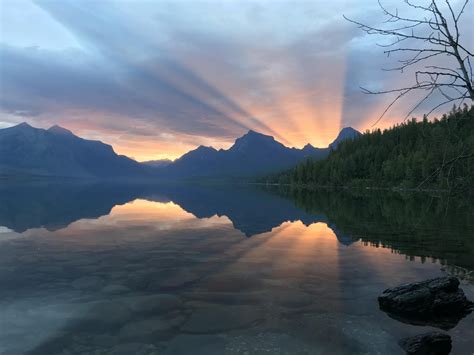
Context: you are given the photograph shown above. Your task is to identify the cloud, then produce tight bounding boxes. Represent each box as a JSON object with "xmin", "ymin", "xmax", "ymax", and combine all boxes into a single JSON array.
[{"xmin": 1, "ymin": 0, "xmax": 472, "ymax": 159}]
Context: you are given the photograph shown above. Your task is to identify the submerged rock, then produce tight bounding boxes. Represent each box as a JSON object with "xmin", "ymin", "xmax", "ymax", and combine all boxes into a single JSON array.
[
  {"xmin": 378, "ymin": 276, "xmax": 473, "ymax": 329},
  {"xmin": 164, "ymin": 334, "xmax": 227, "ymax": 355},
  {"xmin": 182, "ymin": 305, "xmax": 263, "ymax": 333},
  {"xmin": 123, "ymin": 294, "xmax": 182, "ymax": 314},
  {"xmin": 75, "ymin": 300, "xmax": 133, "ymax": 331},
  {"xmin": 118, "ymin": 315, "xmax": 185, "ymax": 341},
  {"xmin": 106, "ymin": 342, "xmax": 159, "ymax": 355},
  {"xmin": 71, "ymin": 276, "xmax": 105, "ymax": 291},
  {"xmin": 399, "ymin": 332, "xmax": 451, "ymax": 355},
  {"xmin": 101, "ymin": 284, "xmax": 132, "ymax": 295}
]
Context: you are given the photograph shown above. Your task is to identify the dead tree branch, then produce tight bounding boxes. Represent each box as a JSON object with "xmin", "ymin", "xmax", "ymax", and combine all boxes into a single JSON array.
[{"xmin": 345, "ymin": 0, "xmax": 473, "ymax": 126}]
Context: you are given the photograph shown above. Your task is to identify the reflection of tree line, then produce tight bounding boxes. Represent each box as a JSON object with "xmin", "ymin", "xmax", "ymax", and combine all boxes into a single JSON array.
[{"xmin": 266, "ymin": 186, "xmax": 474, "ymax": 273}]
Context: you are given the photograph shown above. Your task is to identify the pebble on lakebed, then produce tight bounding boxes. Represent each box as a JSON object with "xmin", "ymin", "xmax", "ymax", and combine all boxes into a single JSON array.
[{"xmin": 399, "ymin": 331, "xmax": 452, "ymax": 355}]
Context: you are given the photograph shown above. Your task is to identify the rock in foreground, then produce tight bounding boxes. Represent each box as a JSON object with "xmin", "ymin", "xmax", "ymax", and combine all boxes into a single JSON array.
[
  {"xmin": 378, "ymin": 276, "xmax": 473, "ymax": 329},
  {"xmin": 399, "ymin": 332, "xmax": 451, "ymax": 355}
]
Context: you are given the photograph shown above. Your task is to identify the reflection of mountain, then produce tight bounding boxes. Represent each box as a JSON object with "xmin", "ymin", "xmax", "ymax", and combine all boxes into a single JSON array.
[
  {"xmin": 0, "ymin": 182, "xmax": 146, "ymax": 232},
  {"xmin": 3, "ymin": 183, "xmax": 472, "ymax": 271},
  {"xmin": 151, "ymin": 184, "xmax": 331, "ymax": 237},
  {"xmin": 0, "ymin": 182, "xmax": 355, "ymax": 243}
]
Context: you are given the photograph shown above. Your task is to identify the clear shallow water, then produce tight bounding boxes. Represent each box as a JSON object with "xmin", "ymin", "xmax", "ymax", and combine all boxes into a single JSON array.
[{"xmin": 0, "ymin": 182, "xmax": 473, "ymax": 354}]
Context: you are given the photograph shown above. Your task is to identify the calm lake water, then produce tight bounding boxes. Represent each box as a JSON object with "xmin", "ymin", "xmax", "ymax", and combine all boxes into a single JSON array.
[{"xmin": 0, "ymin": 182, "xmax": 473, "ymax": 354}]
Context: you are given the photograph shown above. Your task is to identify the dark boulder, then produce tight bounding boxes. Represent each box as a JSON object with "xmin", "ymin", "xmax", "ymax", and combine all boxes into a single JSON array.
[
  {"xmin": 378, "ymin": 276, "xmax": 473, "ymax": 329},
  {"xmin": 399, "ymin": 332, "xmax": 451, "ymax": 355}
]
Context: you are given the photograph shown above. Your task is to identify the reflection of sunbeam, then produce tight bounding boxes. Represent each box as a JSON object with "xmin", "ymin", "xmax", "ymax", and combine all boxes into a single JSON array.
[
  {"xmin": 271, "ymin": 222, "xmax": 341, "ymax": 268},
  {"xmin": 208, "ymin": 223, "xmax": 294, "ymax": 275},
  {"xmin": 353, "ymin": 240, "xmax": 434, "ymax": 285},
  {"xmin": 208, "ymin": 221, "xmax": 345, "ymax": 315},
  {"xmin": 215, "ymin": 222, "xmax": 342, "ymax": 284}
]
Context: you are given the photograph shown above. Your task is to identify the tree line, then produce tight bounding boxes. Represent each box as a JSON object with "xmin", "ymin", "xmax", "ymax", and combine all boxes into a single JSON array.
[{"xmin": 262, "ymin": 105, "xmax": 474, "ymax": 193}]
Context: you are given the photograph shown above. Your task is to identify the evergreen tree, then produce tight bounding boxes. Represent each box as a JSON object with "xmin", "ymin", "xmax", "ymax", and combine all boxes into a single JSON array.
[{"xmin": 267, "ymin": 106, "xmax": 474, "ymax": 193}]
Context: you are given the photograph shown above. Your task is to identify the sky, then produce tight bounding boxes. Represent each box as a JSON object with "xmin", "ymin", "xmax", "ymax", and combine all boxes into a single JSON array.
[{"xmin": 0, "ymin": 0, "xmax": 472, "ymax": 161}]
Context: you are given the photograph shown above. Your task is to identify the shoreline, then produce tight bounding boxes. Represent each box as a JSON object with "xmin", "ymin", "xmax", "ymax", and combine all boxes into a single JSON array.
[{"xmin": 246, "ymin": 182, "xmax": 455, "ymax": 194}]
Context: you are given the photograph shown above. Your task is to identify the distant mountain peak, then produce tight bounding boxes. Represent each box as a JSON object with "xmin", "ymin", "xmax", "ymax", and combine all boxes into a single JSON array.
[
  {"xmin": 4, "ymin": 122, "xmax": 37, "ymax": 134},
  {"xmin": 302, "ymin": 143, "xmax": 318, "ymax": 154},
  {"xmin": 14, "ymin": 122, "xmax": 34, "ymax": 130},
  {"xmin": 195, "ymin": 145, "xmax": 217, "ymax": 152},
  {"xmin": 242, "ymin": 129, "xmax": 274, "ymax": 140},
  {"xmin": 230, "ymin": 130, "xmax": 279, "ymax": 153},
  {"xmin": 329, "ymin": 127, "xmax": 361, "ymax": 149},
  {"xmin": 48, "ymin": 125, "xmax": 75, "ymax": 136},
  {"xmin": 0, "ymin": 122, "xmax": 146, "ymax": 178},
  {"xmin": 141, "ymin": 159, "xmax": 173, "ymax": 168},
  {"xmin": 340, "ymin": 127, "xmax": 360, "ymax": 134}
]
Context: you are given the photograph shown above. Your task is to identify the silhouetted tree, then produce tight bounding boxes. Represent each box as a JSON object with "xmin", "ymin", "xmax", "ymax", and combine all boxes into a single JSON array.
[
  {"xmin": 265, "ymin": 105, "xmax": 474, "ymax": 193},
  {"xmin": 345, "ymin": 0, "xmax": 473, "ymax": 125}
]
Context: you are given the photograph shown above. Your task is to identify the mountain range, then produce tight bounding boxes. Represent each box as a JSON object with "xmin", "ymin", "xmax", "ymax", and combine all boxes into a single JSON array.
[
  {"xmin": 0, "ymin": 123, "xmax": 145, "ymax": 178},
  {"xmin": 0, "ymin": 122, "xmax": 360, "ymax": 179}
]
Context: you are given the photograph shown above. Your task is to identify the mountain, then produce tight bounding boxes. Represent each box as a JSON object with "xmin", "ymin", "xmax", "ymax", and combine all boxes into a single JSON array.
[
  {"xmin": 0, "ymin": 122, "xmax": 361, "ymax": 179},
  {"xmin": 329, "ymin": 127, "xmax": 361, "ymax": 149},
  {"xmin": 159, "ymin": 129, "xmax": 358, "ymax": 178},
  {"xmin": 141, "ymin": 159, "xmax": 173, "ymax": 168},
  {"xmin": 266, "ymin": 106, "xmax": 474, "ymax": 191},
  {"xmin": 0, "ymin": 122, "xmax": 147, "ymax": 178},
  {"xmin": 161, "ymin": 130, "xmax": 324, "ymax": 178}
]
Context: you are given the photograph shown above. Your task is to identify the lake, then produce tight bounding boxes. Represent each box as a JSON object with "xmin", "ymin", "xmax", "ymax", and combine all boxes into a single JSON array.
[{"xmin": 0, "ymin": 182, "xmax": 473, "ymax": 354}]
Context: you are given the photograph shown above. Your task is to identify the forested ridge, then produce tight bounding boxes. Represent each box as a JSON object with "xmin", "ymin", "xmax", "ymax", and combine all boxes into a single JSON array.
[{"xmin": 262, "ymin": 106, "xmax": 474, "ymax": 192}]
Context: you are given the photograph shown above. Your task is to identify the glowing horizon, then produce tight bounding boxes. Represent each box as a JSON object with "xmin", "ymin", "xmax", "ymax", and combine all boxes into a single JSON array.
[{"xmin": 1, "ymin": 0, "xmax": 472, "ymax": 161}]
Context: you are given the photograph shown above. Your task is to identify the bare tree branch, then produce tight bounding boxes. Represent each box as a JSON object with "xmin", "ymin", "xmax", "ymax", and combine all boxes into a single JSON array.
[{"xmin": 344, "ymin": 0, "xmax": 474, "ymax": 124}]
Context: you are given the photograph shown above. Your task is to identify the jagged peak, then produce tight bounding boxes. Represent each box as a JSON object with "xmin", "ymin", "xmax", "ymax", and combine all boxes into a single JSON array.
[
  {"xmin": 334, "ymin": 127, "xmax": 361, "ymax": 140},
  {"xmin": 2, "ymin": 122, "xmax": 37, "ymax": 133},
  {"xmin": 241, "ymin": 129, "xmax": 274, "ymax": 140},
  {"xmin": 175, "ymin": 144, "xmax": 217, "ymax": 161},
  {"xmin": 246, "ymin": 129, "xmax": 260, "ymax": 135},
  {"xmin": 339, "ymin": 127, "xmax": 360, "ymax": 134},
  {"xmin": 195, "ymin": 145, "xmax": 217, "ymax": 152},
  {"xmin": 231, "ymin": 129, "xmax": 276, "ymax": 148},
  {"xmin": 48, "ymin": 125, "xmax": 75, "ymax": 136},
  {"xmin": 329, "ymin": 127, "xmax": 362, "ymax": 149},
  {"xmin": 14, "ymin": 122, "xmax": 35, "ymax": 129}
]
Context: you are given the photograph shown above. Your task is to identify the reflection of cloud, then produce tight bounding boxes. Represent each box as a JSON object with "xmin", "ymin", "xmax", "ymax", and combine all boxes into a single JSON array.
[{"xmin": 1, "ymin": 0, "xmax": 472, "ymax": 159}]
